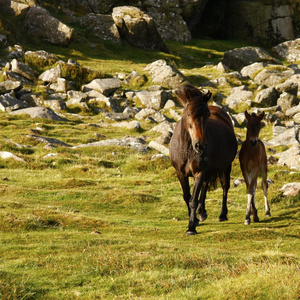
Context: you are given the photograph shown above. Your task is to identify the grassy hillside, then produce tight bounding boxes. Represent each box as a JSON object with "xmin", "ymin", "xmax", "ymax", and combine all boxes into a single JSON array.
[
  {"xmin": 0, "ymin": 11, "xmax": 299, "ymax": 299},
  {"xmin": 0, "ymin": 111, "xmax": 299, "ymax": 299}
]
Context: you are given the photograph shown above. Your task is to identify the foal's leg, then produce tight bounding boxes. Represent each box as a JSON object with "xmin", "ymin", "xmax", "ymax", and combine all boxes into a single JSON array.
[
  {"xmin": 219, "ymin": 165, "xmax": 231, "ymax": 222},
  {"xmin": 197, "ymin": 181, "xmax": 208, "ymax": 222},
  {"xmin": 187, "ymin": 173, "xmax": 203, "ymax": 236},
  {"xmin": 261, "ymin": 165, "xmax": 271, "ymax": 217},
  {"xmin": 245, "ymin": 175, "xmax": 259, "ymax": 225}
]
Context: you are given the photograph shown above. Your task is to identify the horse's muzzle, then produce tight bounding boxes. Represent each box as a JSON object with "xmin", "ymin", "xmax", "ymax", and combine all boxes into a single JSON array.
[
  {"xmin": 194, "ymin": 142, "xmax": 207, "ymax": 153},
  {"xmin": 250, "ymin": 138, "xmax": 258, "ymax": 146}
]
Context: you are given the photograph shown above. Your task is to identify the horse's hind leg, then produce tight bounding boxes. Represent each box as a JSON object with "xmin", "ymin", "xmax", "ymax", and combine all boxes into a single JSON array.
[
  {"xmin": 219, "ymin": 165, "xmax": 231, "ymax": 222},
  {"xmin": 261, "ymin": 166, "xmax": 271, "ymax": 217},
  {"xmin": 197, "ymin": 181, "xmax": 208, "ymax": 222}
]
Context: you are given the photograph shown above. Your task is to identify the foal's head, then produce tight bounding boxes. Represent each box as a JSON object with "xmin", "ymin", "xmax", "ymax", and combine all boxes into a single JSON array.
[
  {"xmin": 245, "ymin": 111, "xmax": 265, "ymax": 146},
  {"xmin": 178, "ymin": 85, "xmax": 211, "ymax": 153}
]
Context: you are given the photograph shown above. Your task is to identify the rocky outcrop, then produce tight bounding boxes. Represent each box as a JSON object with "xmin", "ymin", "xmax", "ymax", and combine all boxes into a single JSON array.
[
  {"xmin": 223, "ymin": 47, "xmax": 281, "ymax": 71},
  {"xmin": 112, "ymin": 6, "xmax": 169, "ymax": 52},
  {"xmin": 78, "ymin": 14, "xmax": 121, "ymax": 44},
  {"xmin": 2, "ymin": 0, "xmax": 299, "ymax": 46},
  {"xmin": 24, "ymin": 6, "xmax": 74, "ymax": 45}
]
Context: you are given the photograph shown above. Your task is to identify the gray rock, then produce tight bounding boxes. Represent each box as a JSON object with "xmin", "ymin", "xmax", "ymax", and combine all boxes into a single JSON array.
[
  {"xmin": 39, "ymin": 65, "xmax": 62, "ymax": 83},
  {"xmin": 273, "ymin": 125, "xmax": 288, "ymax": 136},
  {"xmin": 254, "ymin": 68, "xmax": 294, "ymax": 87},
  {"xmin": 275, "ymin": 81, "xmax": 298, "ymax": 96},
  {"xmin": 66, "ymin": 98, "xmax": 86, "ymax": 107},
  {"xmin": 240, "ymin": 62, "xmax": 265, "ymax": 78},
  {"xmin": 123, "ymin": 71, "xmax": 145, "ymax": 86},
  {"xmin": 149, "ymin": 140, "xmax": 169, "ymax": 156},
  {"xmin": 293, "ymin": 113, "xmax": 300, "ymax": 124},
  {"xmin": 164, "ymin": 100, "xmax": 176, "ymax": 109},
  {"xmin": 100, "ymin": 120, "xmax": 140, "ymax": 130},
  {"xmin": 232, "ymin": 113, "xmax": 247, "ymax": 127},
  {"xmin": 44, "ymin": 99, "xmax": 67, "ymax": 111},
  {"xmin": 0, "ymin": 151, "xmax": 26, "ymax": 163},
  {"xmin": 216, "ymin": 62, "xmax": 229, "ymax": 73},
  {"xmin": 27, "ymin": 134, "xmax": 70, "ymax": 147},
  {"xmin": 278, "ymin": 144, "xmax": 300, "ymax": 171},
  {"xmin": 150, "ymin": 121, "xmax": 176, "ymax": 135},
  {"xmin": 169, "ymin": 108, "xmax": 181, "ymax": 121},
  {"xmin": 144, "ymin": 2, "xmax": 191, "ymax": 42},
  {"xmin": 225, "ymin": 88, "xmax": 253, "ymax": 110},
  {"xmin": 0, "ymin": 80, "xmax": 22, "ymax": 94},
  {"xmin": 280, "ymin": 182, "xmax": 300, "ymax": 197},
  {"xmin": 145, "ymin": 60, "xmax": 189, "ymax": 89},
  {"xmin": 134, "ymin": 89, "xmax": 168, "ymax": 110},
  {"xmin": 254, "ymin": 87, "xmax": 278, "ymax": 106},
  {"xmin": 78, "ymin": 13, "xmax": 121, "ymax": 44},
  {"xmin": 10, "ymin": 107, "xmax": 67, "ymax": 121},
  {"xmin": 73, "ymin": 137, "xmax": 148, "ymax": 152},
  {"xmin": 20, "ymin": 93, "xmax": 41, "ymax": 107},
  {"xmin": 135, "ymin": 108, "xmax": 156, "ymax": 120},
  {"xmin": 24, "ymin": 6, "xmax": 74, "ymax": 46},
  {"xmin": 205, "ymin": 76, "xmax": 229, "ymax": 87},
  {"xmin": 50, "ymin": 78, "xmax": 68, "ymax": 93},
  {"xmin": 0, "ymin": 92, "xmax": 27, "ymax": 112},
  {"xmin": 25, "ymin": 50, "xmax": 59, "ymax": 66},
  {"xmin": 222, "ymin": 46, "xmax": 281, "ymax": 71},
  {"xmin": 285, "ymin": 105, "xmax": 300, "ymax": 117},
  {"xmin": 82, "ymin": 78, "xmax": 122, "ymax": 96},
  {"xmin": 67, "ymin": 90, "xmax": 88, "ymax": 101},
  {"xmin": 277, "ymin": 92, "xmax": 299, "ymax": 112},
  {"xmin": 102, "ymin": 112, "xmax": 130, "ymax": 121},
  {"xmin": 10, "ymin": 0, "xmax": 34, "ymax": 15},
  {"xmin": 272, "ymin": 38, "xmax": 300, "ymax": 63},
  {"xmin": 112, "ymin": 6, "xmax": 169, "ymax": 53},
  {"xmin": 268, "ymin": 126, "xmax": 299, "ymax": 146},
  {"xmin": 11, "ymin": 59, "xmax": 34, "ymax": 80}
]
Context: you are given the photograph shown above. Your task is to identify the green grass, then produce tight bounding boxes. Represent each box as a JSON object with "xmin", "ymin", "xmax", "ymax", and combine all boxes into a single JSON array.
[
  {"xmin": 0, "ymin": 11, "xmax": 299, "ymax": 299},
  {"xmin": 0, "ymin": 110, "xmax": 299, "ymax": 299}
]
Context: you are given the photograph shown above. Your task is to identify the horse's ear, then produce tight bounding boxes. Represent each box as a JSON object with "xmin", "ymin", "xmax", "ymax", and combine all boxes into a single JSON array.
[
  {"xmin": 258, "ymin": 111, "xmax": 265, "ymax": 120},
  {"xmin": 176, "ymin": 85, "xmax": 195, "ymax": 106},
  {"xmin": 203, "ymin": 91, "xmax": 211, "ymax": 102},
  {"xmin": 245, "ymin": 111, "xmax": 251, "ymax": 120}
]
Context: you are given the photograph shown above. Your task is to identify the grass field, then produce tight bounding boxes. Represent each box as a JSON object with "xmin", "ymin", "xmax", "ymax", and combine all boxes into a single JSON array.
[
  {"xmin": 0, "ymin": 111, "xmax": 299, "ymax": 299},
  {"xmin": 0, "ymin": 12, "xmax": 299, "ymax": 297}
]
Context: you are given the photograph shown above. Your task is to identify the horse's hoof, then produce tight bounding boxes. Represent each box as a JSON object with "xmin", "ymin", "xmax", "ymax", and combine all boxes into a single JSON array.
[
  {"xmin": 219, "ymin": 216, "xmax": 228, "ymax": 222},
  {"xmin": 244, "ymin": 219, "xmax": 250, "ymax": 225},
  {"xmin": 266, "ymin": 212, "xmax": 271, "ymax": 217},
  {"xmin": 186, "ymin": 230, "xmax": 197, "ymax": 236},
  {"xmin": 198, "ymin": 213, "xmax": 207, "ymax": 222},
  {"xmin": 253, "ymin": 216, "xmax": 260, "ymax": 222}
]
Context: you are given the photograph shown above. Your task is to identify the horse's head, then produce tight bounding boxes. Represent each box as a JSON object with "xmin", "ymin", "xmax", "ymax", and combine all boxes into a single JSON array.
[
  {"xmin": 245, "ymin": 111, "xmax": 265, "ymax": 146},
  {"xmin": 178, "ymin": 85, "xmax": 211, "ymax": 153}
]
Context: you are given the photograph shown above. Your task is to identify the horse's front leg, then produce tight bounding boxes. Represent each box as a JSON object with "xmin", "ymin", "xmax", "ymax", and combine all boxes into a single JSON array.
[
  {"xmin": 187, "ymin": 173, "xmax": 203, "ymax": 236},
  {"xmin": 197, "ymin": 181, "xmax": 208, "ymax": 222}
]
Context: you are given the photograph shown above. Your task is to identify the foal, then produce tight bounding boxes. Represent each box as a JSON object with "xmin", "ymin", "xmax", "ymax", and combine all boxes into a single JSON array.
[{"xmin": 239, "ymin": 111, "xmax": 271, "ymax": 225}]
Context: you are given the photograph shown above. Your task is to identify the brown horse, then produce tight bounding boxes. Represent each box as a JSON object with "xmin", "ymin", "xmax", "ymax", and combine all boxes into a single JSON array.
[
  {"xmin": 239, "ymin": 111, "xmax": 271, "ymax": 225},
  {"xmin": 169, "ymin": 85, "xmax": 237, "ymax": 236}
]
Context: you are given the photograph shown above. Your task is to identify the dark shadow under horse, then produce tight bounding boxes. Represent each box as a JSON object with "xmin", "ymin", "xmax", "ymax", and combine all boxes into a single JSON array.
[{"xmin": 169, "ymin": 85, "xmax": 237, "ymax": 236}]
